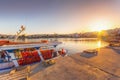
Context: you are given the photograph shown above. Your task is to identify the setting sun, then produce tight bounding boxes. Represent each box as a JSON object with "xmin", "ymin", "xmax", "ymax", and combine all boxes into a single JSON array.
[
  {"xmin": 90, "ymin": 19, "xmax": 112, "ymax": 32},
  {"xmin": 92, "ymin": 26, "xmax": 107, "ymax": 31}
]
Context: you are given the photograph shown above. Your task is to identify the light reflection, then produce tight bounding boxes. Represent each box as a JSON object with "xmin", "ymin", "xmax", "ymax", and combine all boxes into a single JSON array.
[{"xmin": 97, "ymin": 40, "xmax": 101, "ymax": 48}]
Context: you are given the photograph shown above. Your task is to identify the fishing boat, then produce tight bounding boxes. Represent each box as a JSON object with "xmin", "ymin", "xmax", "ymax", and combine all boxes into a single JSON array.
[{"xmin": 0, "ymin": 26, "xmax": 66, "ymax": 71}]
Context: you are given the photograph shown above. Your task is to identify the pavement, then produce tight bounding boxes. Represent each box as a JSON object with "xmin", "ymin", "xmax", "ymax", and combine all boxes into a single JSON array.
[
  {"xmin": 30, "ymin": 47, "xmax": 120, "ymax": 80},
  {"xmin": 0, "ymin": 47, "xmax": 120, "ymax": 80}
]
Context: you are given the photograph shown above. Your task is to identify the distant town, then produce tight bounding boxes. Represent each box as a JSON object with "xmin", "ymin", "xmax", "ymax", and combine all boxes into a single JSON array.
[{"xmin": 0, "ymin": 28, "xmax": 120, "ymax": 42}]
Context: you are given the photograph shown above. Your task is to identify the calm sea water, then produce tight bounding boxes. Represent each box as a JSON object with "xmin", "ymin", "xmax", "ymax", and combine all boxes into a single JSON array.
[{"xmin": 23, "ymin": 38, "xmax": 108, "ymax": 54}]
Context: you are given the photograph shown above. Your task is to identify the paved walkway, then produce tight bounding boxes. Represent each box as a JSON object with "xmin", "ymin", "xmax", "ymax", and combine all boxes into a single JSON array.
[
  {"xmin": 30, "ymin": 47, "xmax": 120, "ymax": 80},
  {"xmin": 0, "ymin": 47, "xmax": 120, "ymax": 80}
]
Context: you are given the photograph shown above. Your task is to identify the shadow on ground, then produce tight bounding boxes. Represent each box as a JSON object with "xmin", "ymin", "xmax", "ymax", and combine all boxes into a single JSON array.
[
  {"xmin": 109, "ymin": 46, "xmax": 120, "ymax": 54},
  {"xmin": 80, "ymin": 52, "xmax": 98, "ymax": 58},
  {"xmin": 30, "ymin": 62, "xmax": 54, "ymax": 77}
]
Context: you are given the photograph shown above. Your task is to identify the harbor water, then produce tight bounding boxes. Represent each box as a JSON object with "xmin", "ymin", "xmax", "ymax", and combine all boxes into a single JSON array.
[{"xmin": 20, "ymin": 38, "xmax": 109, "ymax": 54}]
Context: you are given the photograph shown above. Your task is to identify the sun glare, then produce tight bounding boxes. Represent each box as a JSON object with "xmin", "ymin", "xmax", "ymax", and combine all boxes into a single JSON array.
[
  {"xmin": 90, "ymin": 19, "xmax": 111, "ymax": 32},
  {"xmin": 93, "ymin": 26, "xmax": 107, "ymax": 32},
  {"xmin": 97, "ymin": 40, "xmax": 101, "ymax": 48}
]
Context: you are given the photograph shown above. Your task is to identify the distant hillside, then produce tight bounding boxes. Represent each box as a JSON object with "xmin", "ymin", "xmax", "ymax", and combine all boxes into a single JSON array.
[{"xmin": 0, "ymin": 28, "xmax": 120, "ymax": 39}]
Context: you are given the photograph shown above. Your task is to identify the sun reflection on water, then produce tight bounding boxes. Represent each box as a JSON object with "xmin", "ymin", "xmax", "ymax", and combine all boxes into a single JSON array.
[{"xmin": 97, "ymin": 40, "xmax": 101, "ymax": 48}]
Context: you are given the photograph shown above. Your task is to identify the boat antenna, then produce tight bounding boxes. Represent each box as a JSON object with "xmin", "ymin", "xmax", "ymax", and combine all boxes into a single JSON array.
[{"xmin": 14, "ymin": 25, "xmax": 26, "ymax": 41}]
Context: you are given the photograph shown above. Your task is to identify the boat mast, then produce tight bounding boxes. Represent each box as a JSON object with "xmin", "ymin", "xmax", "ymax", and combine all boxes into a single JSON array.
[{"xmin": 14, "ymin": 25, "xmax": 25, "ymax": 41}]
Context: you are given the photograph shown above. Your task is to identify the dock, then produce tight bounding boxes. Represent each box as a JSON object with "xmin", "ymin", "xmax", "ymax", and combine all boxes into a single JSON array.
[{"xmin": 0, "ymin": 47, "xmax": 120, "ymax": 80}]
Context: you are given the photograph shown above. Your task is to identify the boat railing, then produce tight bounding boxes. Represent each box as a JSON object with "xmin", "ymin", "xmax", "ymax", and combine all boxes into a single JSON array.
[{"xmin": 0, "ymin": 41, "xmax": 61, "ymax": 51}]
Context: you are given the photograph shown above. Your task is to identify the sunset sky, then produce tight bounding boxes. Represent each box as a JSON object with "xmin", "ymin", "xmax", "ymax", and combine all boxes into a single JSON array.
[{"xmin": 0, "ymin": 0, "xmax": 120, "ymax": 34}]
